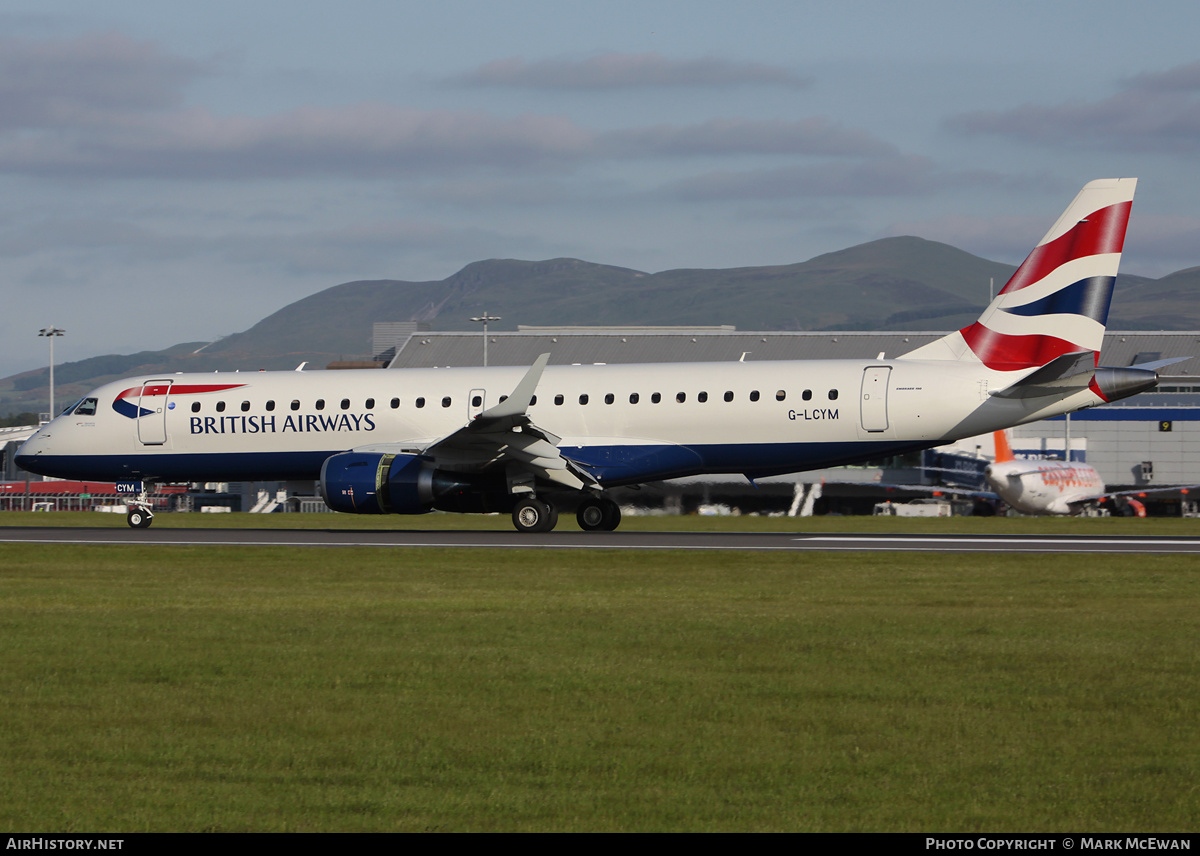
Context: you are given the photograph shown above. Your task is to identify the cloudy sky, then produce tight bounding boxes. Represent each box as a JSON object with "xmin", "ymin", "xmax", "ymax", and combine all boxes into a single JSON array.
[{"xmin": 5, "ymin": 0, "xmax": 1200, "ymax": 374}]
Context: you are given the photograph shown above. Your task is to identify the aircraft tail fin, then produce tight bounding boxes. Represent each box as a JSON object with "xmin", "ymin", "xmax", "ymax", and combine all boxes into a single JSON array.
[
  {"xmin": 901, "ymin": 178, "xmax": 1137, "ymax": 370},
  {"xmin": 993, "ymin": 430, "xmax": 1015, "ymax": 464}
]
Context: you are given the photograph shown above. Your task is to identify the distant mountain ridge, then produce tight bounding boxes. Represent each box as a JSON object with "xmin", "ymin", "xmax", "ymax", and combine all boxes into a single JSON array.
[
  {"xmin": 2, "ymin": 235, "xmax": 1196, "ymax": 417},
  {"xmin": 200, "ymin": 236, "xmax": 1017, "ymax": 364}
]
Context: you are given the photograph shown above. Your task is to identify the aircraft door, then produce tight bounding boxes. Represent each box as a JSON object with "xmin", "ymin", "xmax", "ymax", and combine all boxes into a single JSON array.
[
  {"xmin": 468, "ymin": 389, "xmax": 486, "ymax": 420},
  {"xmin": 860, "ymin": 367, "xmax": 891, "ymax": 433},
  {"xmin": 137, "ymin": 380, "xmax": 173, "ymax": 445}
]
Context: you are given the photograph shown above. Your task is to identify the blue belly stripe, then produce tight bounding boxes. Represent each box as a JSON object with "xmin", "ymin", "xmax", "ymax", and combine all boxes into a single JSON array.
[{"xmin": 20, "ymin": 439, "xmax": 938, "ymax": 486}]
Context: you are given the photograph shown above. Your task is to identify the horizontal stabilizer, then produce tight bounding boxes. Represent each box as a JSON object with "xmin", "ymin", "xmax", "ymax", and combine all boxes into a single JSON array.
[
  {"xmin": 1129, "ymin": 356, "xmax": 1192, "ymax": 372},
  {"xmin": 989, "ymin": 351, "xmax": 1096, "ymax": 399}
]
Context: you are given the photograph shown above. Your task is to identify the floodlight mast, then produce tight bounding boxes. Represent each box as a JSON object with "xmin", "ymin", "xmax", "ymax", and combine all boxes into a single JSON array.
[
  {"xmin": 470, "ymin": 311, "xmax": 501, "ymax": 367},
  {"xmin": 37, "ymin": 326, "xmax": 65, "ymax": 420}
]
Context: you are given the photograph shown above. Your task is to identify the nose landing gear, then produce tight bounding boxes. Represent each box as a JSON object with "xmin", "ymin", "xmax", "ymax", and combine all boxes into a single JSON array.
[
  {"xmin": 125, "ymin": 484, "xmax": 155, "ymax": 529},
  {"xmin": 127, "ymin": 506, "xmax": 154, "ymax": 529}
]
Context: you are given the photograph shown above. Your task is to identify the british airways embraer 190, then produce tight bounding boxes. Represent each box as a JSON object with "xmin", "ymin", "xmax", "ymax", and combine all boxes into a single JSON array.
[{"xmin": 18, "ymin": 179, "xmax": 1163, "ymax": 531}]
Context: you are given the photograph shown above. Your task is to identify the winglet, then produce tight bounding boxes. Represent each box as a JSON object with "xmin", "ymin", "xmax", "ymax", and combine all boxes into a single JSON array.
[{"xmin": 477, "ymin": 353, "xmax": 550, "ymax": 422}]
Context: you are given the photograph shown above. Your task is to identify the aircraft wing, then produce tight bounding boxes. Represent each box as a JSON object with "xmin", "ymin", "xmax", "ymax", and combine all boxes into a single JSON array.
[
  {"xmin": 802, "ymin": 472, "xmax": 998, "ymax": 501},
  {"xmin": 1097, "ymin": 484, "xmax": 1200, "ymax": 503},
  {"xmin": 865, "ymin": 481, "xmax": 996, "ymax": 500},
  {"xmin": 354, "ymin": 354, "xmax": 600, "ymax": 491}
]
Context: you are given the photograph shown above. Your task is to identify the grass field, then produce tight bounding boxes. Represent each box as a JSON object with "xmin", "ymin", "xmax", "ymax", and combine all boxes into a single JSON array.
[{"xmin": 1, "ymin": 513, "xmax": 1198, "ymax": 831}]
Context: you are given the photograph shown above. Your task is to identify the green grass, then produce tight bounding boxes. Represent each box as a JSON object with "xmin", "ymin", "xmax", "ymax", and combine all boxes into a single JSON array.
[{"xmin": 1, "ymin": 540, "xmax": 1197, "ymax": 831}]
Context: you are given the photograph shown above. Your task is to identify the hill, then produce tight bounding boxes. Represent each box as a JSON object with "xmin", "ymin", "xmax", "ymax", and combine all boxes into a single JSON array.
[
  {"xmin": 202, "ymin": 237, "xmax": 1014, "ymax": 362},
  {"xmin": 2, "ymin": 235, "xmax": 1197, "ymax": 417}
]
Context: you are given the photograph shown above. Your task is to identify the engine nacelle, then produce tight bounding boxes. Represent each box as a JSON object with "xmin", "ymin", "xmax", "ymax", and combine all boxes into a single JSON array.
[
  {"xmin": 1092, "ymin": 367, "xmax": 1158, "ymax": 403},
  {"xmin": 319, "ymin": 451, "xmax": 510, "ymax": 515}
]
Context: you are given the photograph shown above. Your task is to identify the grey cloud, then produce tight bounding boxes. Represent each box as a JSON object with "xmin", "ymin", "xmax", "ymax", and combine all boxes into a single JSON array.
[
  {"xmin": 0, "ymin": 104, "xmax": 596, "ymax": 178},
  {"xmin": 0, "ymin": 215, "xmax": 213, "ymax": 265},
  {"xmin": 410, "ymin": 177, "xmax": 582, "ymax": 207},
  {"xmin": 0, "ymin": 33, "xmax": 595, "ymax": 178},
  {"xmin": 951, "ymin": 60, "xmax": 1200, "ymax": 155},
  {"xmin": 601, "ymin": 118, "xmax": 895, "ymax": 158},
  {"xmin": 0, "ymin": 34, "xmax": 889, "ymax": 182},
  {"xmin": 1, "ymin": 211, "xmax": 519, "ymax": 283},
  {"xmin": 660, "ymin": 156, "xmax": 942, "ymax": 202},
  {"xmin": 452, "ymin": 52, "xmax": 810, "ymax": 90},
  {"xmin": 0, "ymin": 101, "xmax": 889, "ymax": 181},
  {"xmin": 0, "ymin": 32, "xmax": 207, "ymax": 132},
  {"xmin": 1123, "ymin": 61, "xmax": 1200, "ymax": 93},
  {"xmin": 1123, "ymin": 213, "xmax": 1200, "ymax": 273},
  {"xmin": 215, "ymin": 220, "xmax": 561, "ymax": 278}
]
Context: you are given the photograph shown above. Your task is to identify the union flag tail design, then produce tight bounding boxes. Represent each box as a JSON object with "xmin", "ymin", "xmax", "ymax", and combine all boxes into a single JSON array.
[{"xmin": 902, "ymin": 178, "xmax": 1136, "ymax": 370}]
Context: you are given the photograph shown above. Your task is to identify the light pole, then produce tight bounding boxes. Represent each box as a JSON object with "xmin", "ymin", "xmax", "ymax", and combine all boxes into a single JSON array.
[
  {"xmin": 470, "ymin": 311, "xmax": 501, "ymax": 367},
  {"xmin": 38, "ymin": 326, "xmax": 65, "ymax": 419}
]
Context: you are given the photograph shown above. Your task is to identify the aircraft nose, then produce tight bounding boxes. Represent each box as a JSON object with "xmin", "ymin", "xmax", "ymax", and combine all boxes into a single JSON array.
[{"xmin": 13, "ymin": 432, "xmax": 48, "ymax": 472}]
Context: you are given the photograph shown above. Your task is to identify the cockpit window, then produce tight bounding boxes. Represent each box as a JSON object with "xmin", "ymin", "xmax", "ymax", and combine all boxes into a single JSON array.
[{"xmin": 73, "ymin": 398, "xmax": 98, "ymax": 416}]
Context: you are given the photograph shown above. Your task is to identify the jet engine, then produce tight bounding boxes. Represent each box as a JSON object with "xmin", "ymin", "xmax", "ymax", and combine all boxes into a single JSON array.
[
  {"xmin": 1092, "ymin": 367, "xmax": 1158, "ymax": 403},
  {"xmin": 319, "ymin": 451, "xmax": 509, "ymax": 515}
]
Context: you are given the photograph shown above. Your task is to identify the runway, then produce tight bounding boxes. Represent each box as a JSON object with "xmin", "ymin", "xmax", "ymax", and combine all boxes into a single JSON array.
[{"xmin": 4, "ymin": 526, "xmax": 1200, "ymax": 553}]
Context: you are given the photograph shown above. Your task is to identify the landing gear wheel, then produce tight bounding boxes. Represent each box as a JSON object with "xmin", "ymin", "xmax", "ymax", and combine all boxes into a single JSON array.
[
  {"xmin": 512, "ymin": 498, "xmax": 558, "ymax": 533},
  {"xmin": 601, "ymin": 500, "xmax": 621, "ymax": 531},
  {"xmin": 577, "ymin": 497, "xmax": 621, "ymax": 531},
  {"xmin": 127, "ymin": 508, "xmax": 153, "ymax": 529},
  {"xmin": 577, "ymin": 499, "xmax": 606, "ymax": 530}
]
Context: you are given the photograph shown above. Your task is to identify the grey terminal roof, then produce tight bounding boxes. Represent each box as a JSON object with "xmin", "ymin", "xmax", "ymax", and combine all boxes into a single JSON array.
[{"xmin": 385, "ymin": 328, "xmax": 1200, "ymax": 377}]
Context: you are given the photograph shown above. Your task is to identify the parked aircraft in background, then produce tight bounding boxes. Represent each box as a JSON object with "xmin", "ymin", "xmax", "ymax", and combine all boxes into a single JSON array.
[
  {"xmin": 17, "ymin": 179, "xmax": 1163, "ymax": 532},
  {"xmin": 983, "ymin": 428, "xmax": 1200, "ymax": 517},
  {"xmin": 984, "ymin": 429, "xmax": 1119, "ymax": 516}
]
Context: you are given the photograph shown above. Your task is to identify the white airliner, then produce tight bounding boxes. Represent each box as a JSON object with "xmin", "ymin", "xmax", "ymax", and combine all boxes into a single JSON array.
[
  {"xmin": 982, "ymin": 429, "xmax": 1198, "ymax": 517},
  {"xmin": 984, "ymin": 429, "xmax": 1114, "ymax": 516},
  {"xmin": 18, "ymin": 178, "xmax": 1164, "ymax": 532}
]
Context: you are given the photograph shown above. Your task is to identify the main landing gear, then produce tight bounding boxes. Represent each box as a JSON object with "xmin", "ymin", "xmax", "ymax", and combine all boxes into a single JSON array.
[
  {"xmin": 510, "ymin": 496, "xmax": 621, "ymax": 533},
  {"xmin": 575, "ymin": 496, "xmax": 621, "ymax": 532},
  {"xmin": 512, "ymin": 497, "xmax": 558, "ymax": 533}
]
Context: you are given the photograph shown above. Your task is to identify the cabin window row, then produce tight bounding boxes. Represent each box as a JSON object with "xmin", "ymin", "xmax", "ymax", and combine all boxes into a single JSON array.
[
  {"xmin": 187, "ymin": 387, "xmax": 840, "ymax": 413},
  {"xmin": 526, "ymin": 388, "xmax": 839, "ymax": 405},
  {"xmin": 191, "ymin": 397, "xmax": 385, "ymax": 413}
]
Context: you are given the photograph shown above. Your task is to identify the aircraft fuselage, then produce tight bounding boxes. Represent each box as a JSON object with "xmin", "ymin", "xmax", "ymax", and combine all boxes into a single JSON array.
[{"xmin": 18, "ymin": 357, "xmax": 1106, "ymax": 486}]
